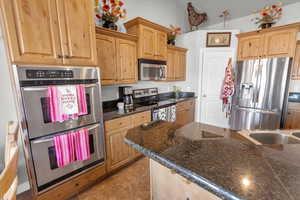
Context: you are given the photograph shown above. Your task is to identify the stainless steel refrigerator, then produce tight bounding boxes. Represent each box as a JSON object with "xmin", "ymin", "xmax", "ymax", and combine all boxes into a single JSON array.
[{"xmin": 229, "ymin": 57, "xmax": 292, "ymax": 130}]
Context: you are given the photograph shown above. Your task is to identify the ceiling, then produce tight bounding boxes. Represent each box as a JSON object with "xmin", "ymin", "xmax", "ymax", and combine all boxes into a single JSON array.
[{"xmin": 179, "ymin": 0, "xmax": 299, "ymax": 26}]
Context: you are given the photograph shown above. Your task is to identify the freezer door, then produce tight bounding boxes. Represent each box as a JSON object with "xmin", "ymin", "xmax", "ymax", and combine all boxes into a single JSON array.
[
  {"xmin": 229, "ymin": 106, "xmax": 281, "ymax": 130},
  {"xmin": 232, "ymin": 60, "xmax": 260, "ymax": 108},
  {"xmin": 255, "ymin": 58, "xmax": 291, "ymax": 112}
]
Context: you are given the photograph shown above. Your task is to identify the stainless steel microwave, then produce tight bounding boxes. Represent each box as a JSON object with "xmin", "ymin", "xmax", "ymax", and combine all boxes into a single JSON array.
[{"xmin": 138, "ymin": 59, "xmax": 167, "ymax": 81}]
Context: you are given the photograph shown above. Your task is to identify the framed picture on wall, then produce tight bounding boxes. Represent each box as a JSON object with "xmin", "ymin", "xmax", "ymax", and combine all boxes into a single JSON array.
[{"xmin": 206, "ymin": 32, "xmax": 231, "ymax": 47}]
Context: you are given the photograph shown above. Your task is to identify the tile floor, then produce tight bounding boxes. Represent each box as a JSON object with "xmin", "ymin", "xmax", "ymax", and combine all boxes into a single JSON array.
[{"xmin": 18, "ymin": 158, "xmax": 150, "ymax": 200}]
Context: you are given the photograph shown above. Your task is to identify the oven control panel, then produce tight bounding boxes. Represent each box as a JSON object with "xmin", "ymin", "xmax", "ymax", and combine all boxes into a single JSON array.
[
  {"xmin": 133, "ymin": 88, "xmax": 158, "ymax": 98},
  {"xmin": 26, "ymin": 70, "xmax": 74, "ymax": 79}
]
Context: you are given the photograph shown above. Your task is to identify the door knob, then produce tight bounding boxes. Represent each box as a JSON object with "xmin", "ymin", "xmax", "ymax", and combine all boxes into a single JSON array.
[{"xmin": 202, "ymin": 94, "xmax": 207, "ymax": 97}]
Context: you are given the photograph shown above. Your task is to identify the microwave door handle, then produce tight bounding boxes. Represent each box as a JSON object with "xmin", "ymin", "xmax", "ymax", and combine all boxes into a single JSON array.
[{"xmin": 31, "ymin": 124, "xmax": 100, "ymax": 144}]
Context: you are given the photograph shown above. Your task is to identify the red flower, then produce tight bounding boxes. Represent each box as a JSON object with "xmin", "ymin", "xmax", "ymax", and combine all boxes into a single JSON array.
[
  {"xmin": 272, "ymin": 5, "xmax": 277, "ymax": 9},
  {"xmin": 118, "ymin": 1, "xmax": 124, "ymax": 7},
  {"xmin": 103, "ymin": 5, "xmax": 110, "ymax": 12},
  {"xmin": 110, "ymin": 0, "xmax": 115, "ymax": 4},
  {"xmin": 96, "ymin": 14, "xmax": 101, "ymax": 19},
  {"xmin": 262, "ymin": 12, "xmax": 268, "ymax": 16}
]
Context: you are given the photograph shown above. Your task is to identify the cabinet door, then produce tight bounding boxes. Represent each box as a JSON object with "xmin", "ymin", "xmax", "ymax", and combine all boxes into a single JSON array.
[
  {"xmin": 263, "ymin": 28, "xmax": 298, "ymax": 58},
  {"xmin": 174, "ymin": 51, "xmax": 186, "ymax": 81},
  {"xmin": 238, "ymin": 36, "xmax": 263, "ymax": 60},
  {"xmin": 0, "ymin": 0, "xmax": 62, "ymax": 65},
  {"xmin": 155, "ymin": 31, "xmax": 167, "ymax": 61},
  {"xmin": 116, "ymin": 39, "xmax": 137, "ymax": 84},
  {"xmin": 140, "ymin": 26, "xmax": 156, "ymax": 59},
  {"xmin": 96, "ymin": 35, "xmax": 117, "ymax": 85},
  {"xmin": 58, "ymin": 0, "xmax": 97, "ymax": 66},
  {"xmin": 167, "ymin": 49, "xmax": 176, "ymax": 81},
  {"xmin": 292, "ymin": 42, "xmax": 300, "ymax": 80},
  {"xmin": 106, "ymin": 129, "xmax": 132, "ymax": 172},
  {"xmin": 285, "ymin": 110, "xmax": 300, "ymax": 129}
]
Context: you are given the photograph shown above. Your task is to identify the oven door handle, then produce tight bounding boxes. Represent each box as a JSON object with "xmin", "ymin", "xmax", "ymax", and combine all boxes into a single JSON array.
[
  {"xmin": 31, "ymin": 123, "xmax": 100, "ymax": 144},
  {"xmin": 22, "ymin": 84, "xmax": 99, "ymax": 91}
]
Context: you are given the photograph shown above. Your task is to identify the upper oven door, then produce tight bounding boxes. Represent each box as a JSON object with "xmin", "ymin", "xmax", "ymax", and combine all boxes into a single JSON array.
[
  {"xmin": 30, "ymin": 123, "xmax": 105, "ymax": 191},
  {"xmin": 21, "ymin": 83, "xmax": 102, "ymax": 139}
]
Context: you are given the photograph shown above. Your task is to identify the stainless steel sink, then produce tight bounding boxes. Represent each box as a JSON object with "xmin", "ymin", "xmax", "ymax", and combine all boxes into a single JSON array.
[
  {"xmin": 292, "ymin": 132, "xmax": 300, "ymax": 138},
  {"xmin": 249, "ymin": 133, "xmax": 300, "ymax": 145}
]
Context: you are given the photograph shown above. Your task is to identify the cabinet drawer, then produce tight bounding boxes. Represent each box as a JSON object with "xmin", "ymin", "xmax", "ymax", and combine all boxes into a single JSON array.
[
  {"xmin": 133, "ymin": 111, "xmax": 151, "ymax": 127},
  {"xmin": 105, "ymin": 116, "xmax": 132, "ymax": 132},
  {"xmin": 38, "ymin": 164, "xmax": 106, "ymax": 200}
]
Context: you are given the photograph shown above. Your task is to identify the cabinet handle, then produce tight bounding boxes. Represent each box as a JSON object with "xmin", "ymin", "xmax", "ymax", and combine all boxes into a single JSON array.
[
  {"xmin": 64, "ymin": 55, "xmax": 71, "ymax": 59},
  {"xmin": 58, "ymin": 55, "xmax": 63, "ymax": 59}
]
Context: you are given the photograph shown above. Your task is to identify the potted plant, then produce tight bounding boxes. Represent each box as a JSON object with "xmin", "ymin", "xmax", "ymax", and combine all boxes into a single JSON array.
[
  {"xmin": 95, "ymin": 0, "xmax": 127, "ymax": 31},
  {"xmin": 253, "ymin": 2, "xmax": 283, "ymax": 29},
  {"xmin": 167, "ymin": 25, "xmax": 182, "ymax": 45}
]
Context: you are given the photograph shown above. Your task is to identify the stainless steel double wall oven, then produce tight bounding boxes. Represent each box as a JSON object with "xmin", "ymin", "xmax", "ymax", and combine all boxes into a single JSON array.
[{"xmin": 15, "ymin": 66, "xmax": 105, "ymax": 193}]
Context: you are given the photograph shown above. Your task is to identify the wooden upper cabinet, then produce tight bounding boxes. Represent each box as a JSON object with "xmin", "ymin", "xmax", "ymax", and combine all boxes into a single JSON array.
[
  {"xmin": 263, "ymin": 28, "xmax": 298, "ymax": 58},
  {"xmin": 155, "ymin": 31, "xmax": 167, "ymax": 61},
  {"xmin": 140, "ymin": 26, "xmax": 156, "ymax": 59},
  {"xmin": 0, "ymin": 0, "xmax": 63, "ymax": 65},
  {"xmin": 238, "ymin": 35, "xmax": 262, "ymax": 60},
  {"xmin": 167, "ymin": 49, "xmax": 176, "ymax": 80},
  {"xmin": 176, "ymin": 51, "xmax": 186, "ymax": 81},
  {"xmin": 116, "ymin": 39, "xmax": 137, "ymax": 83},
  {"xmin": 96, "ymin": 35, "xmax": 117, "ymax": 85},
  {"xmin": 124, "ymin": 17, "xmax": 170, "ymax": 61},
  {"xmin": 95, "ymin": 27, "xmax": 138, "ymax": 85},
  {"xmin": 237, "ymin": 23, "xmax": 300, "ymax": 61},
  {"xmin": 167, "ymin": 45, "xmax": 187, "ymax": 81},
  {"xmin": 292, "ymin": 41, "xmax": 300, "ymax": 80},
  {"xmin": 0, "ymin": 0, "xmax": 97, "ymax": 66},
  {"xmin": 57, "ymin": 0, "xmax": 97, "ymax": 66}
]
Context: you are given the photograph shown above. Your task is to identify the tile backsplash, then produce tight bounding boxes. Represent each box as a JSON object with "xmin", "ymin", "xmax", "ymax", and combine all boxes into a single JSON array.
[
  {"xmin": 290, "ymin": 80, "xmax": 300, "ymax": 93},
  {"xmin": 101, "ymin": 81, "xmax": 193, "ymax": 102}
]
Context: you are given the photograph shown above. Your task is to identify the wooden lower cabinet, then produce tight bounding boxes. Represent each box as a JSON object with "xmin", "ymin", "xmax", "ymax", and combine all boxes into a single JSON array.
[
  {"xmin": 37, "ymin": 164, "xmax": 106, "ymax": 200},
  {"xmin": 176, "ymin": 100, "xmax": 195, "ymax": 126},
  {"xmin": 150, "ymin": 159, "xmax": 221, "ymax": 200},
  {"xmin": 105, "ymin": 111, "xmax": 151, "ymax": 172},
  {"xmin": 285, "ymin": 103, "xmax": 300, "ymax": 129}
]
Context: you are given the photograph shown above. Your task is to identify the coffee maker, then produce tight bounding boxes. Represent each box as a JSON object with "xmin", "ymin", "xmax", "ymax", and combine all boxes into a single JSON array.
[{"xmin": 119, "ymin": 86, "xmax": 134, "ymax": 111}]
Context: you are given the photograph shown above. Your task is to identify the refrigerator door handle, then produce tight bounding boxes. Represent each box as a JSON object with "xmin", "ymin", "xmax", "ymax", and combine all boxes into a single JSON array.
[{"xmin": 255, "ymin": 63, "xmax": 263, "ymax": 103}]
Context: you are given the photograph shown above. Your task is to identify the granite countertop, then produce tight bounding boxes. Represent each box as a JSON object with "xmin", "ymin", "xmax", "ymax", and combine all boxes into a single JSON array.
[
  {"xmin": 125, "ymin": 121, "xmax": 300, "ymax": 200},
  {"xmin": 103, "ymin": 96, "xmax": 197, "ymax": 121}
]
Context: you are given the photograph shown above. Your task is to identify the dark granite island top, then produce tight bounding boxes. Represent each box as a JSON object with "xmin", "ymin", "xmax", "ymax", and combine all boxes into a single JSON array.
[{"xmin": 124, "ymin": 122, "xmax": 300, "ymax": 200}]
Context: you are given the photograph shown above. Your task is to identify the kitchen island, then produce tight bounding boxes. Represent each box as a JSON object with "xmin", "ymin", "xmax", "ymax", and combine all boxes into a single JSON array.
[{"xmin": 125, "ymin": 121, "xmax": 300, "ymax": 200}]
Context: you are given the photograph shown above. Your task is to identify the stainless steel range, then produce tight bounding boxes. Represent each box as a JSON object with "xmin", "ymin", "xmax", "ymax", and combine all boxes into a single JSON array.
[{"xmin": 14, "ymin": 66, "xmax": 105, "ymax": 193}]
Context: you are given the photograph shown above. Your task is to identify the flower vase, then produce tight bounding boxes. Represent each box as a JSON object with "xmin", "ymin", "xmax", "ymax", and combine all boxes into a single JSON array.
[
  {"xmin": 103, "ymin": 21, "xmax": 118, "ymax": 31},
  {"xmin": 261, "ymin": 23, "xmax": 273, "ymax": 29}
]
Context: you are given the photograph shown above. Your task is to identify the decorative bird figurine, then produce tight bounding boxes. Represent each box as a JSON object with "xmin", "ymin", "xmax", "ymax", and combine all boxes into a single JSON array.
[{"xmin": 187, "ymin": 2, "xmax": 208, "ymax": 31}]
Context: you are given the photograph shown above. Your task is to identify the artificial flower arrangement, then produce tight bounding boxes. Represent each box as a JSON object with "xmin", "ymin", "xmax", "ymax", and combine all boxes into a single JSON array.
[
  {"xmin": 95, "ymin": 0, "xmax": 127, "ymax": 30},
  {"xmin": 167, "ymin": 25, "xmax": 182, "ymax": 45},
  {"xmin": 253, "ymin": 2, "xmax": 283, "ymax": 29}
]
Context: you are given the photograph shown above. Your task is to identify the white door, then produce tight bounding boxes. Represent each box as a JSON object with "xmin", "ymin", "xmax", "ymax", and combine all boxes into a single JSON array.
[{"xmin": 199, "ymin": 48, "xmax": 235, "ymax": 128}]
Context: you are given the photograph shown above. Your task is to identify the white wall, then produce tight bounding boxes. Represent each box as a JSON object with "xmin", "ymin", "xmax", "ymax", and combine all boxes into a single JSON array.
[
  {"xmin": 204, "ymin": 2, "xmax": 300, "ymax": 93},
  {"xmin": 204, "ymin": 2, "xmax": 300, "ymax": 32},
  {"xmin": 101, "ymin": 0, "xmax": 190, "ymax": 101}
]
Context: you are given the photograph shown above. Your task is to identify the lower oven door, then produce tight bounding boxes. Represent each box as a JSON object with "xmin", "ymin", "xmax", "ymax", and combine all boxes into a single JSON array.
[
  {"xmin": 30, "ymin": 123, "xmax": 105, "ymax": 192},
  {"xmin": 21, "ymin": 83, "xmax": 102, "ymax": 139}
]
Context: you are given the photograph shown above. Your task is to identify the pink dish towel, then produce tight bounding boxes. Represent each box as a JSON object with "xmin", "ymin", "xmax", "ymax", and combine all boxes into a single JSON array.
[
  {"xmin": 48, "ymin": 85, "xmax": 88, "ymax": 122},
  {"xmin": 54, "ymin": 133, "xmax": 75, "ymax": 167},
  {"xmin": 73, "ymin": 129, "xmax": 90, "ymax": 161}
]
